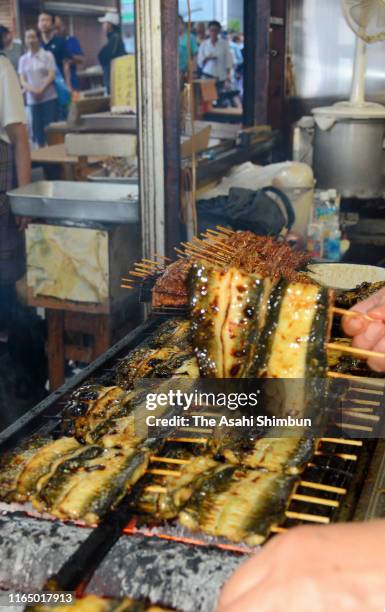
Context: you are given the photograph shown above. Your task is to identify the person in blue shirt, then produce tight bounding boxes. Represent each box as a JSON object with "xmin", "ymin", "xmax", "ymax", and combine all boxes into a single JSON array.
[
  {"xmin": 178, "ymin": 15, "xmax": 198, "ymax": 82},
  {"xmin": 37, "ymin": 13, "xmax": 70, "ymax": 84},
  {"xmin": 54, "ymin": 16, "xmax": 84, "ymax": 91}
]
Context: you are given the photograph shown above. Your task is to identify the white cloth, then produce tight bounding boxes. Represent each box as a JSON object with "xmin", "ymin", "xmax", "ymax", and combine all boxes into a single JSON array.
[
  {"xmin": 0, "ymin": 55, "xmax": 26, "ymax": 144},
  {"xmin": 18, "ymin": 48, "xmax": 57, "ymax": 106},
  {"xmin": 197, "ymin": 38, "xmax": 233, "ymax": 81}
]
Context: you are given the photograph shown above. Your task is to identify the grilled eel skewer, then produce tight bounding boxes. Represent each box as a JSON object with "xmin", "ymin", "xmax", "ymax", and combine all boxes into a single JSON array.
[
  {"xmin": 190, "ymin": 265, "xmax": 332, "ymax": 379},
  {"xmin": 178, "ymin": 464, "xmax": 297, "ymax": 546},
  {"xmin": 0, "ymin": 437, "xmax": 149, "ymax": 525},
  {"xmin": 27, "ymin": 594, "xmax": 173, "ymax": 612},
  {"xmin": 62, "ymin": 319, "xmax": 199, "ymax": 444}
]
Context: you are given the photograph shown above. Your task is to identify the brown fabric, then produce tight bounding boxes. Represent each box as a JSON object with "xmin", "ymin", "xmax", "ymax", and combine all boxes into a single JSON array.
[{"xmin": 0, "ymin": 139, "xmax": 25, "ymax": 284}]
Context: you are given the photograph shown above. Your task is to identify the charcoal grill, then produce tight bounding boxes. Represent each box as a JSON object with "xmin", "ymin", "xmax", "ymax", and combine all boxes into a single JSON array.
[{"xmin": 0, "ymin": 316, "xmax": 384, "ymax": 611}]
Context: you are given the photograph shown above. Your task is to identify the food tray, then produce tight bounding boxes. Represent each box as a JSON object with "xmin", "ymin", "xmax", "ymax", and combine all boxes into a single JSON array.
[
  {"xmin": 78, "ymin": 112, "xmax": 137, "ymax": 133},
  {"xmin": 8, "ymin": 181, "xmax": 139, "ymax": 225},
  {"xmin": 88, "ymin": 168, "xmax": 138, "ymax": 184}
]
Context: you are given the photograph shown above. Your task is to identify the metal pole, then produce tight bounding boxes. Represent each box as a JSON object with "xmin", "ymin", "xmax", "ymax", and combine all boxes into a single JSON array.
[
  {"xmin": 161, "ymin": 0, "xmax": 183, "ymax": 256},
  {"xmin": 243, "ymin": 0, "xmax": 271, "ymax": 126},
  {"xmin": 135, "ymin": 0, "xmax": 166, "ymax": 258}
]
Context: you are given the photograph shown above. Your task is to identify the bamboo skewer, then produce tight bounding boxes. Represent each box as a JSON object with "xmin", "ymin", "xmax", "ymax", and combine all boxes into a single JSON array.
[
  {"xmin": 346, "ymin": 398, "xmax": 380, "ymax": 406},
  {"xmin": 338, "ymin": 423, "xmax": 373, "ymax": 432},
  {"xmin": 216, "ymin": 225, "xmax": 234, "ymax": 235},
  {"xmin": 145, "ymin": 485, "xmax": 168, "ymax": 494},
  {"xmin": 285, "ymin": 511, "xmax": 330, "ymax": 524},
  {"xmin": 166, "ymin": 437, "xmax": 208, "ymax": 444},
  {"xmin": 349, "ymin": 388, "xmax": 383, "ymax": 396},
  {"xmin": 291, "ymin": 493, "xmax": 339, "ymax": 507},
  {"xmin": 341, "ymin": 410, "xmax": 380, "ymax": 422},
  {"xmin": 320, "ymin": 437, "xmax": 363, "ymax": 446},
  {"xmin": 153, "ymin": 252, "xmax": 172, "ymax": 262},
  {"xmin": 327, "ymin": 371, "xmax": 385, "ymax": 388},
  {"xmin": 300, "ymin": 481, "xmax": 346, "ymax": 494},
  {"xmin": 332, "ymin": 308, "xmax": 374, "ymax": 322},
  {"xmin": 181, "ymin": 243, "xmax": 228, "ymax": 263},
  {"xmin": 270, "ymin": 525, "xmax": 288, "ymax": 534},
  {"xmin": 142, "ymin": 258, "xmax": 165, "ymax": 268},
  {"xmin": 147, "ymin": 468, "xmax": 181, "ymax": 477},
  {"xmin": 327, "ymin": 342, "xmax": 385, "ymax": 361},
  {"xmin": 191, "ymin": 238, "xmax": 232, "ymax": 260},
  {"xmin": 150, "ymin": 456, "xmax": 190, "ymax": 465},
  {"xmin": 314, "ymin": 450, "xmax": 357, "ymax": 461},
  {"xmin": 202, "ymin": 231, "xmax": 235, "ymax": 250}
]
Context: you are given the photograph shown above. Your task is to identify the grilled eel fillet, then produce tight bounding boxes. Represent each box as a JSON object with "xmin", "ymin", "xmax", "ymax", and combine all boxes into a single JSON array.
[
  {"xmin": 70, "ymin": 376, "xmax": 200, "ymax": 450},
  {"xmin": 83, "ymin": 374, "xmax": 198, "ymax": 449},
  {"xmin": 132, "ymin": 453, "xmax": 219, "ymax": 519},
  {"xmin": 8, "ymin": 437, "xmax": 82, "ymax": 502},
  {"xmin": 28, "ymin": 595, "xmax": 173, "ymax": 612},
  {"xmin": 63, "ymin": 319, "xmax": 199, "ymax": 445},
  {"xmin": 254, "ymin": 280, "xmax": 332, "ymax": 378},
  {"xmin": 33, "ymin": 445, "xmax": 149, "ymax": 524},
  {"xmin": 190, "ymin": 266, "xmax": 332, "ymax": 378},
  {"xmin": 0, "ymin": 436, "xmax": 50, "ymax": 502},
  {"xmin": 190, "ymin": 265, "xmax": 272, "ymax": 377},
  {"xmin": 0, "ymin": 437, "xmax": 148, "ymax": 525},
  {"xmin": 179, "ymin": 466, "xmax": 297, "ymax": 546},
  {"xmin": 221, "ymin": 435, "xmax": 315, "ymax": 474},
  {"xmin": 115, "ymin": 319, "xmax": 192, "ymax": 388}
]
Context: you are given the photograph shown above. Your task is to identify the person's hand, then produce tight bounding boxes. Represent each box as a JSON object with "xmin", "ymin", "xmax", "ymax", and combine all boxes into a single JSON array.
[
  {"xmin": 15, "ymin": 216, "xmax": 31, "ymax": 231},
  {"xmin": 217, "ymin": 522, "xmax": 385, "ymax": 612},
  {"xmin": 32, "ymin": 87, "xmax": 43, "ymax": 99},
  {"xmin": 342, "ymin": 286, "xmax": 385, "ymax": 371}
]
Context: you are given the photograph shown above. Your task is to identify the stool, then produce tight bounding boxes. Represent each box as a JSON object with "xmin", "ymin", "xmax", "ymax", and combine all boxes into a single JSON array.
[{"xmin": 47, "ymin": 303, "xmax": 139, "ymax": 391}]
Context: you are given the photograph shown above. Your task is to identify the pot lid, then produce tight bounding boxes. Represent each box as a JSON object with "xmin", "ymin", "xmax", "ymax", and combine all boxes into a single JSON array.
[{"xmin": 312, "ymin": 101, "xmax": 385, "ymax": 130}]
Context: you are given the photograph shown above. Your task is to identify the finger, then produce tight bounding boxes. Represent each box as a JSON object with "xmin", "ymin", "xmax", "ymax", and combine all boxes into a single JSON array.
[
  {"xmin": 367, "ymin": 305, "xmax": 385, "ymax": 321},
  {"xmin": 342, "ymin": 315, "xmax": 367, "ymax": 337},
  {"xmin": 351, "ymin": 321, "xmax": 385, "ymax": 351},
  {"xmin": 367, "ymin": 335, "xmax": 385, "ymax": 372},
  {"xmin": 218, "ymin": 553, "xmax": 269, "ymax": 610},
  {"xmin": 351, "ymin": 287, "xmax": 385, "ymax": 314}
]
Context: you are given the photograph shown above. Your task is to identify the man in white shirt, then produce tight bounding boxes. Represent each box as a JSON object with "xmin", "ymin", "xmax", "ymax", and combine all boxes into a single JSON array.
[{"xmin": 197, "ymin": 20, "xmax": 233, "ymax": 93}]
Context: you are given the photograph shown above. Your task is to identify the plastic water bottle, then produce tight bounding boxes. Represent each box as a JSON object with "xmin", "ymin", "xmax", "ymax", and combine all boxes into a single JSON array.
[
  {"xmin": 307, "ymin": 223, "xmax": 323, "ymax": 258},
  {"xmin": 324, "ymin": 220, "xmax": 341, "ymax": 261}
]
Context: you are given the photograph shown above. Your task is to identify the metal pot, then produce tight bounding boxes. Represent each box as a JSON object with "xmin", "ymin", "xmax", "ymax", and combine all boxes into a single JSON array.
[{"xmin": 313, "ymin": 118, "xmax": 385, "ymax": 199}]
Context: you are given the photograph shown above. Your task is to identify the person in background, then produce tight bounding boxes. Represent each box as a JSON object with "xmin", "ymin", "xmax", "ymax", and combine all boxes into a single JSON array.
[
  {"xmin": 0, "ymin": 43, "xmax": 31, "ymax": 341},
  {"xmin": 197, "ymin": 20, "xmax": 233, "ymax": 95},
  {"xmin": 18, "ymin": 28, "xmax": 58, "ymax": 148},
  {"xmin": 194, "ymin": 21, "xmax": 206, "ymax": 45},
  {"xmin": 229, "ymin": 32, "xmax": 244, "ymax": 98},
  {"xmin": 0, "ymin": 25, "xmax": 22, "ymax": 71},
  {"xmin": 97, "ymin": 12, "xmax": 126, "ymax": 94},
  {"xmin": 178, "ymin": 15, "xmax": 198, "ymax": 82},
  {"xmin": 122, "ymin": 23, "xmax": 135, "ymax": 54},
  {"xmin": 54, "ymin": 16, "xmax": 84, "ymax": 91},
  {"xmin": 37, "ymin": 12, "xmax": 71, "ymax": 88}
]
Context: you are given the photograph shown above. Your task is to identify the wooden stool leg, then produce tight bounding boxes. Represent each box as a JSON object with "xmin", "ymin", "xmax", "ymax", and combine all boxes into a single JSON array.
[
  {"xmin": 92, "ymin": 314, "xmax": 111, "ymax": 360},
  {"xmin": 47, "ymin": 309, "xmax": 65, "ymax": 391}
]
